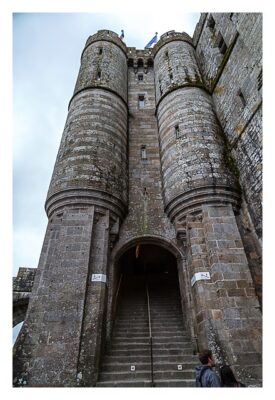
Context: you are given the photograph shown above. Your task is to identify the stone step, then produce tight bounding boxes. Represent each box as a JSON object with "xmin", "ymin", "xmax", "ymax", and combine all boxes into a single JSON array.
[
  {"xmin": 103, "ymin": 354, "xmax": 197, "ymax": 364},
  {"xmin": 109, "ymin": 343, "xmax": 193, "ymax": 353},
  {"xmin": 96, "ymin": 380, "xmax": 152, "ymax": 387},
  {"xmin": 116, "ymin": 317, "xmax": 184, "ymax": 324},
  {"xmin": 154, "ymin": 379, "xmax": 196, "ymax": 387},
  {"xmin": 101, "ymin": 362, "xmax": 197, "ymax": 373},
  {"xmin": 106, "ymin": 348, "xmax": 194, "ymax": 357},
  {"xmin": 112, "ymin": 336, "xmax": 191, "ymax": 344},
  {"xmin": 97, "ymin": 272, "xmax": 196, "ymax": 388},
  {"xmin": 112, "ymin": 330, "xmax": 149, "ymax": 337},
  {"xmin": 98, "ymin": 369, "xmax": 195, "ymax": 382},
  {"xmin": 106, "ymin": 349, "xmax": 150, "ymax": 357},
  {"xmin": 112, "ymin": 328, "xmax": 188, "ymax": 333},
  {"xmin": 98, "ymin": 371, "xmax": 151, "ymax": 381},
  {"xmin": 153, "ymin": 343, "xmax": 194, "ymax": 350},
  {"xmin": 153, "ymin": 370, "xmax": 195, "ymax": 380},
  {"xmin": 96, "ymin": 379, "xmax": 196, "ymax": 387}
]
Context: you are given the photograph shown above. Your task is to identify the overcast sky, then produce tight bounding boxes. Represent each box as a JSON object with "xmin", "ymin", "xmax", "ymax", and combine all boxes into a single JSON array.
[{"xmin": 12, "ymin": 11, "xmax": 201, "ymax": 276}]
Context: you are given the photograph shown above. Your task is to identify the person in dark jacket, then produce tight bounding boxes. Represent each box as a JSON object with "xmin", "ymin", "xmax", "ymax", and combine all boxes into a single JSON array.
[
  {"xmin": 195, "ymin": 349, "xmax": 221, "ymax": 387},
  {"xmin": 220, "ymin": 365, "xmax": 246, "ymax": 387}
]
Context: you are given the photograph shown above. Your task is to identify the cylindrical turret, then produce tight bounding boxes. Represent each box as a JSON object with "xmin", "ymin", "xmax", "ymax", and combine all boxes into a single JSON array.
[
  {"xmin": 45, "ymin": 30, "xmax": 128, "ymax": 221},
  {"xmin": 153, "ymin": 31, "xmax": 240, "ymax": 223}
]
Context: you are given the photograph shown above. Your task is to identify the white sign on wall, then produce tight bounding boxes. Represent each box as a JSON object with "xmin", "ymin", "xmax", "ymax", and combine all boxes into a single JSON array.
[
  {"xmin": 91, "ymin": 274, "xmax": 107, "ymax": 283},
  {"xmin": 191, "ymin": 272, "xmax": 210, "ymax": 287}
]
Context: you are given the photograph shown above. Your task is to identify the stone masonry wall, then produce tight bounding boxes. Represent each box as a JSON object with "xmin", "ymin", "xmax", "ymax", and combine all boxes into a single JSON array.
[
  {"xmin": 74, "ymin": 34, "xmax": 128, "ymax": 103},
  {"xmin": 157, "ymin": 87, "xmax": 238, "ymax": 216},
  {"xmin": 193, "ymin": 12, "xmax": 262, "ymax": 303},
  {"xmin": 194, "ymin": 13, "xmax": 262, "ymax": 239},
  {"xmin": 13, "ymin": 267, "xmax": 36, "ymax": 293},
  {"xmin": 13, "ymin": 207, "xmax": 95, "ymax": 386},
  {"xmin": 13, "ymin": 207, "xmax": 111, "ymax": 386},
  {"xmin": 186, "ymin": 204, "xmax": 262, "ymax": 384},
  {"xmin": 13, "ymin": 268, "xmax": 36, "ymax": 327},
  {"xmin": 47, "ymin": 89, "xmax": 128, "ymax": 208},
  {"xmin": 117, "ymin": 50, "xmax": 176, "ymax": 244},
  {"xmin": 154, "ymin": 34, "xmax": 240, "ymax": 223}
]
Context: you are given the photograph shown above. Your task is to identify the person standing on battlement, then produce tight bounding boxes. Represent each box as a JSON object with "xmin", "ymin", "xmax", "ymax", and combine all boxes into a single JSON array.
[{"xmin": 195, "ymin": 349, "xmax": 221, "ymax": 387}]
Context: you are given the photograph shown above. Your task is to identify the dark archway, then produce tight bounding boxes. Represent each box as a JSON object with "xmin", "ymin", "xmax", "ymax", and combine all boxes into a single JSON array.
[
  {"xmin": 97, "ymin": 242, "xmax": 197, "ymax": 386},
  {"xmin": 106, "ymin": 236, "xmax": 188, "ymax": 344},
  {"xmin": 109, "ymin": 243, "xmax": 186, "ymax": 338},
  {"xmin": 119, "ymin": 243, "xmax": 177, "ymax": 277}
]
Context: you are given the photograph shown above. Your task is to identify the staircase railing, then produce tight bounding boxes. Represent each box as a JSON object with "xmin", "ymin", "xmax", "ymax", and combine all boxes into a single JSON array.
[
  {"xmin": 146, "ymin": 279, "xmax": 155, "ymax": 387},
  {"xmin": 114, "ymin": 274, "xmax": 123, "ymax": 314}
]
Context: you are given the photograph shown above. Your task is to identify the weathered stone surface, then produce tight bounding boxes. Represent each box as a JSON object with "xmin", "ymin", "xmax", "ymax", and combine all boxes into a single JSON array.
[
  {"xmin": 13, "ymin": 268, "xmax": 36, "ymax": 327},
  {"xmin": 193, "ymin": 12, "xmax": 262, "ymax": 305}
]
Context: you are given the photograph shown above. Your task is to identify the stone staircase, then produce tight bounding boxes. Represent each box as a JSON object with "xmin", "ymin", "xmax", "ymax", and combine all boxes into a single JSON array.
[{"xmin": 96, "ymin": 273, "xmax": 197, "ymax": 387}]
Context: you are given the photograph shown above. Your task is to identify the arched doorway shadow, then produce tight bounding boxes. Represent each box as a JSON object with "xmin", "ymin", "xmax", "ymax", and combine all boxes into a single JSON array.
[
  {"xmin": 97, "ymin": 237, "xmax": 198, "ymax": 386},
  {"xmin": 106, "ymin": 236, "xmax": 190, "ymax": 346}
]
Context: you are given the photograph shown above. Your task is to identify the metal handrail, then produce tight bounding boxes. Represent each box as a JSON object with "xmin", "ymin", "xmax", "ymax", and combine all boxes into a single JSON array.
[
  {"xmin": 146, "ymin": 279, "xmax": 154, "ymax": 387},
  {"xmin": 114, "ymin": 274, "xmax": 123, "ymax": 310}
]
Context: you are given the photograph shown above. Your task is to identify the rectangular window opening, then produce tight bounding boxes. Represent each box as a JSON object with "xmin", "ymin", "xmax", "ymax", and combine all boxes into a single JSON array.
[
  {"xmin": 217, "ymin": 33, "xmax": 227, "ymax": 54},
  {"xmin": 97, "ymin": 70, "xmax": 101, "ymax": 80},
  {"xmin": 138, "ymin": 95, "xmax": 145, "ymax": 109},
  {"xmin": 207, "ymin": 15, "xmax": 216, "ymax": 31},
  {"xmin": 257, "ymin": 69, "xmax": 263, "ymax": 91},
  {"xmin": 141, "ymin": 145, "xmax": 147, "ymax": 160},
  {"xmin": 175, "ymin": 124, "xmax": 180, "ymax": 138},
  {"xmin": 237, "ymin": 89, "xmax": 246, "ymax": 108},
  {"xmin": 99, "ymin": 47, "xmax": 103, "ymax": 55},
  {"xmin": 138, "ymin": 74, "xmax": 143, "ymax": 81},
  {"xmin": 169, "ymin": 73, "xmax": 174, "ymax": 84},
  {"xmin": 159, "ymin": 80, "xmax": 163, "ymax": 95}
]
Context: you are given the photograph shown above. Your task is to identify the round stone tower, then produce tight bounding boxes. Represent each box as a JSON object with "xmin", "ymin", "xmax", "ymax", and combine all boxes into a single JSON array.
[
  {"xmin": 45, "ymin": 30, "xmax": 128, "ymax": 222},
  {"xmin": 153, "ymin": 31, "xmax": 240, "ymax": 224}
]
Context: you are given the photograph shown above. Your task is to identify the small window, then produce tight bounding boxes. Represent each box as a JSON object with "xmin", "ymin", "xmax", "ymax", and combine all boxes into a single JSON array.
[
  {"xmin": 97, "ymin": 71, "xmax": 101, "ymax": 80},
  {"xmin": 257, "ymin": 69, "xmax": 262, "ymax": 91},
  {"xmin": 99, "ymin": 47, "xmax": 103, "ymax": 55},
  {"xmin": 229, "ymin": 13, "xmax": 234, "ymax": 20},
  {"xmin": 159, "ymin": 79, "xmax": 163, "ymax": 95},
  {"xmin": 141, "ymin": 145, "xmax": 147, "ymax": 160},
  {"xmin": 165, "ymin": 51, "xmax": 169, "ymax": 57},
  {"xmin": 217, "ymin": 34, "xmax": 227, "ymax": 54},
  {"xmin": 169, "ymin": 73, "xmax": 174, "ymax": 84},
  {"xmin": 138, "ymin": 95, "xmax": 145, "ymax": 109},
  {"xmin": 237, "ymin": 89, "xmax": 246, "ymax": 108},
  {"xmin": 147, "ymin": 59, "xmax": 154, "ymax": 68},
  {"xmin": 175, "ymin": 124, "xmax": 180, "ymax": 138},
  {"xmin": 138, "ymin": 74, "xmax": 143, "ymax": 81},
  {"xmin": 207, "ymin": 15, "xmax": 216, "ymax": 31},
  {"xmin": 128, "ymin": 58, "xmax": 134, "ymax": 68},
  {"xmin": 137, "ymin": 59, "xmax": 144, "ymax": 69}
]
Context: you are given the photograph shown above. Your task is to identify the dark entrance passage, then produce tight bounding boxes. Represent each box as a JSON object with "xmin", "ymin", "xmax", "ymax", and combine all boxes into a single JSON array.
[{"xmin": 97, "ymin": 244, "xmax": 197, "ymax": 387}]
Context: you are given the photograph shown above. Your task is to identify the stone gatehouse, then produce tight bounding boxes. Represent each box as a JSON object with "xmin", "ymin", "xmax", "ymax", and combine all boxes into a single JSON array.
[{"xmin": 13, "ymin": 13, "xmax": 262, "ymax": 387}]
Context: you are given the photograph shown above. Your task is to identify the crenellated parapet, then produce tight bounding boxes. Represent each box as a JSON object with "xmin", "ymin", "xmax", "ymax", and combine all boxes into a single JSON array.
[{"xmin": 127, "ymin": 48, "xmax": 154, "ymax": 74}]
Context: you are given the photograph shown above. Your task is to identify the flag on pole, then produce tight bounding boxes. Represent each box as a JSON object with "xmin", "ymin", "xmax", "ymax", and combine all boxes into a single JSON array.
[
  {"xmin": 145, "ymin": 32, "xmax": 158, "ymax": 48},
  {"xmin": 120, "ymin": 30, "xmax": 124, "ymax": 40}
]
